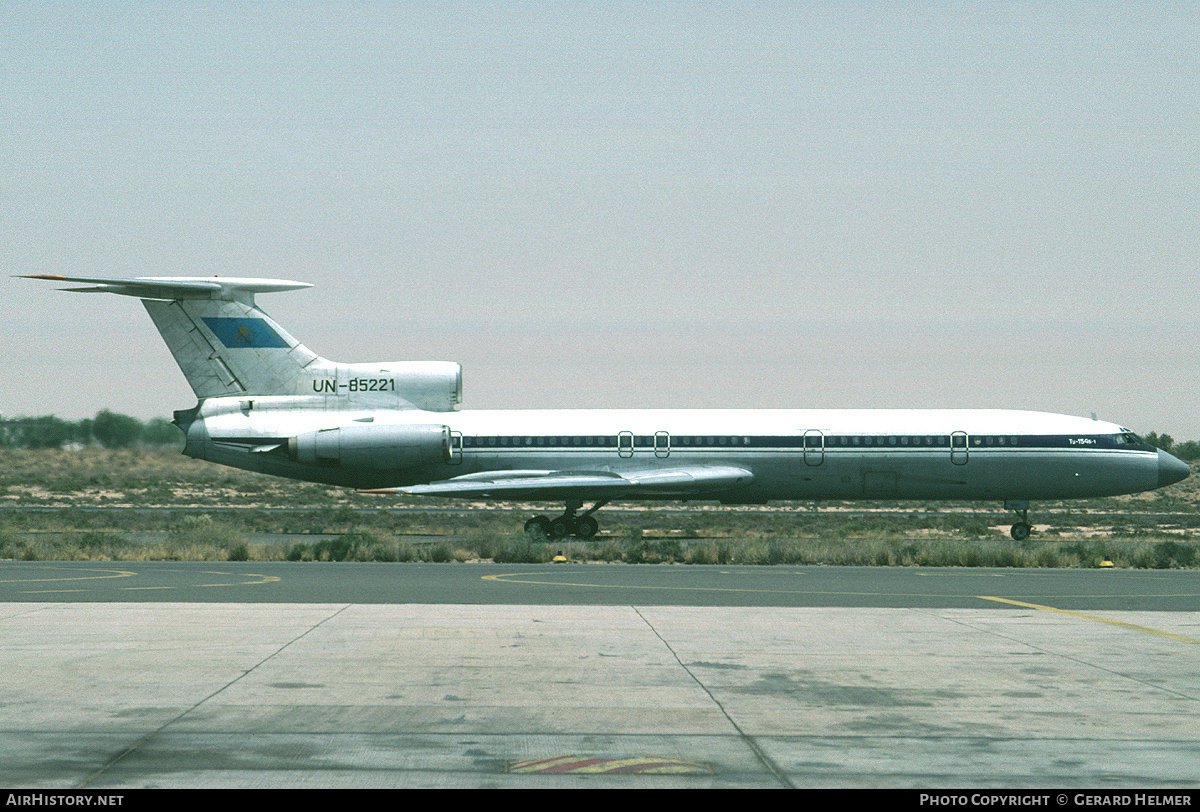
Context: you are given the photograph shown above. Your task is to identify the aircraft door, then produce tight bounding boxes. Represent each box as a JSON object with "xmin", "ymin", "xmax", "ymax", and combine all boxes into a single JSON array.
[
  {"xmin": 804, "ymin": 430, "xmax": 824, "ymax": 466},
  {"xmin": 618, "ymin": 431, "xmax": 634, "ymax": 458},
  {"xmin": 951, "ymin": 431, "xmax": 969, "ymax": 465},
  {"xmin": 448, "ymin": 431, "xmax": 462, "ymax": 465},
  {"xmin": 654, "ymin": 431, "xmax": 671, "ymax": 458}
]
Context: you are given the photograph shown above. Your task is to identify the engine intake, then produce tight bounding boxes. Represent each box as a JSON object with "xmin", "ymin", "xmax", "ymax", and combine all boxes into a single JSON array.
[{"xmin": 289, "ymin": 423, "xmax": 449, "ymax": 470}]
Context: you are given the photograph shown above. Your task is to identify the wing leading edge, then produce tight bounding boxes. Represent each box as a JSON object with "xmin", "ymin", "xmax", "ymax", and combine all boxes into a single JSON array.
[{"xmin": 362, "ymin": 465, "xmax": 754, "ymax": 500}]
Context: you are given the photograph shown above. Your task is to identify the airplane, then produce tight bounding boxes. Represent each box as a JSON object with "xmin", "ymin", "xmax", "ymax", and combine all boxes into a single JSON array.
[{"xmin": 21, "ymin": 274, "xmax": 1191, "ymax": 542}]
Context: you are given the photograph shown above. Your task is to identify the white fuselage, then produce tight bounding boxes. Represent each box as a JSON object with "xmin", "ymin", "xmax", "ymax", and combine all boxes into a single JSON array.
[{"xmin": 184, "ymin": 397, "xmax": 1175, "ymax": 503}]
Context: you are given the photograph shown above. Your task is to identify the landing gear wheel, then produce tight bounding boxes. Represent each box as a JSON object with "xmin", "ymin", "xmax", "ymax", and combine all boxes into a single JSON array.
[
  {"xmin": 532, "ymin": 499, "xmax": 610, "ymax": 540},
  {"xmin": 524, "ymin": 515, "xmax": 550, "ymax": 539},
  {"xmin": 574, "ymin": 515, "xmax": 599, "ymax": 539},
  {"xmin": 548, "ymin": 516, "xmax": 575, "ymax": 540},
  {"xmin": 1004, "ymin": 501, "xmax": 1034, "ymax": 542}
]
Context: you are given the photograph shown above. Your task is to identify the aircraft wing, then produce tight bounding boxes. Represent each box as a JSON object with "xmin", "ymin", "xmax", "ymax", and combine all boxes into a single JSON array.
[{"xmin": 363, "ymin": 465, "xmax": 754, "ymax": 500}]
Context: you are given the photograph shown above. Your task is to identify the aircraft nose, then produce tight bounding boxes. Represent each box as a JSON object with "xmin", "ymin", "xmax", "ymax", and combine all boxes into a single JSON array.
[{"xmin": 1157, "ymin": 449, "xmax": 1191, "ymax": 488}]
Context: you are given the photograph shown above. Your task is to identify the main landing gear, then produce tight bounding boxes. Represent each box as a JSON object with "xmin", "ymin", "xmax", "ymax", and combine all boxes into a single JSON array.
[
  {"xmin": 1006, "ymin": 500, "xmax": 1033, "ymax": 541},
  {"xmin": 525, "ymin": 499, "xmax": 609, "ymax": 540}
]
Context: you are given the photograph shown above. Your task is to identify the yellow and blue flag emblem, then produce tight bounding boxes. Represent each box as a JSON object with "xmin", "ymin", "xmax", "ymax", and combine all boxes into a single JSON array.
[{"xmin": 202, "ymin": 317, "xmax": 289, "ymax": 348}]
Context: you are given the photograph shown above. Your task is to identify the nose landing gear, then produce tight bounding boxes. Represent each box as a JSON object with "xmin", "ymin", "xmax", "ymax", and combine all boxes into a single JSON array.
[
  {"xmin": 1006, "ymin": 500, "xmax": 1033, "ymax": 541},
  {"xmin": 525, "ymin": 499, "xmax": 609, "ymax": 540}
]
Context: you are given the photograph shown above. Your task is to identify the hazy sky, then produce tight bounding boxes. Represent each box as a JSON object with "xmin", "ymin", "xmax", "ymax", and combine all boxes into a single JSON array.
[{"xmin": 4, "ymin": 2, "xmax": 1198, "ymax": 438}]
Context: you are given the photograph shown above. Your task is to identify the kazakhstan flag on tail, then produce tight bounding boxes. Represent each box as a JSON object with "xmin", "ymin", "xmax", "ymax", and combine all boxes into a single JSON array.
[{"xmin": 202, "ymin": 317, "xmax": 289, "ymax": 348}]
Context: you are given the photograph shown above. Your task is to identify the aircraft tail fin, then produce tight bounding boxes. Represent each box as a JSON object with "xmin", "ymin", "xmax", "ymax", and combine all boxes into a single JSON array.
[
  {"xmin": 19, "ymin": 275, "xmax": 321, "ymax": 398},
  {"xmin": 21, "ymin": 275, "xmax": 463, "ymax": 411}
]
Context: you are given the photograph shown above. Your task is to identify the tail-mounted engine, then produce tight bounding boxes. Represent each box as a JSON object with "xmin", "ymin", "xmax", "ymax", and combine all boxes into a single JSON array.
[{"xmin": 288, "ymin": 423, "xmax": 450, "ymax": 470}]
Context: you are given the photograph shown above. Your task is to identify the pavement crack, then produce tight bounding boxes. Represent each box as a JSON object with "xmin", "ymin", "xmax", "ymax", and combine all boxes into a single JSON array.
[
  {"xmin": 77, "ymin": 603, "xmax": 353, "ymax": 788},
  {"xmin": 631, "ymin": 605, "xmax": 794, "ymax": 789}
]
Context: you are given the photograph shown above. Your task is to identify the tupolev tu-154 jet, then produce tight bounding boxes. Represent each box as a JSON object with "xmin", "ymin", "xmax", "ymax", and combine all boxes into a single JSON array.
[{"xmin": 23, "ymin": 274, "xmax": 1191, "ymax": 541}]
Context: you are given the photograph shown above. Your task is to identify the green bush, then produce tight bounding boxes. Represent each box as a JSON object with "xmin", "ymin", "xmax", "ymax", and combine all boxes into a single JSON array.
[
  {"xmin": 1150, "ymin": 540, "xmax": 1198, "ymax": 569},
  {"xmin": 92, "ymin": 410, "xmax": 144, "ymax": 449}
]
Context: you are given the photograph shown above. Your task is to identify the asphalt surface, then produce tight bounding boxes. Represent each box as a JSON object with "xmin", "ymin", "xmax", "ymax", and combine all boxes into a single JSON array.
[
  {"xmin": 2, "ymin": 560, "xmax": 1199, "ymax": 610},
  {"xmin": 3, "ymin": 562, "xmax": 1199, "ymax": 790}
]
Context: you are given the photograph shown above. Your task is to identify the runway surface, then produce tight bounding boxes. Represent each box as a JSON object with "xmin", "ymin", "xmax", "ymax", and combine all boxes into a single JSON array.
[
  {"xmin": 3, "ymin": 560, "xmax": 1200, "ymax": 609},
  {"xmin": 2, "ymin": 562, "xmax": 1198, "ymax": 789}
]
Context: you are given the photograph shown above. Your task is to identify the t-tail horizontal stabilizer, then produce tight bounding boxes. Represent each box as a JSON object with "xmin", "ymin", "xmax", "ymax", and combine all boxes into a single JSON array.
[
  {"xmin": 16, "ymin": 274, "xmax": 312, "ymax": 302},
  {"xmin": 21, "ymin": 274, "xmax": 463, "ymax": 411}
]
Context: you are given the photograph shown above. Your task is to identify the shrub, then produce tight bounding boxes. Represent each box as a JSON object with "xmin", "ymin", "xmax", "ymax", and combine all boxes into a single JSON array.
[
  {"xmin": 1150, "ymin": 540, "xmax": 1198, "ymax": 569},
  {"xmin": 92, "ymin": 410, "xmax": 144, "ymax": 449},
  {"xmin": 168, "ymin": 514, "xmax": 248, "ymax": 558}
]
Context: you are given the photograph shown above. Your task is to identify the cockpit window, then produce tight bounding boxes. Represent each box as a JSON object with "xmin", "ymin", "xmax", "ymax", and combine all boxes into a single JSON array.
[{"xmin": 1114, "ymin": 431, "xmax": 1152, "ymax": 448}]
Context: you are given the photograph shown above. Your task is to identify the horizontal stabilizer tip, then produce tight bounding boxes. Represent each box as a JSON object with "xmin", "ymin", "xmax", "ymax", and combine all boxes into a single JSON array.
[{"xmin": 18, "ymin": 275, "xmax": 311, "ymax": 301}]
